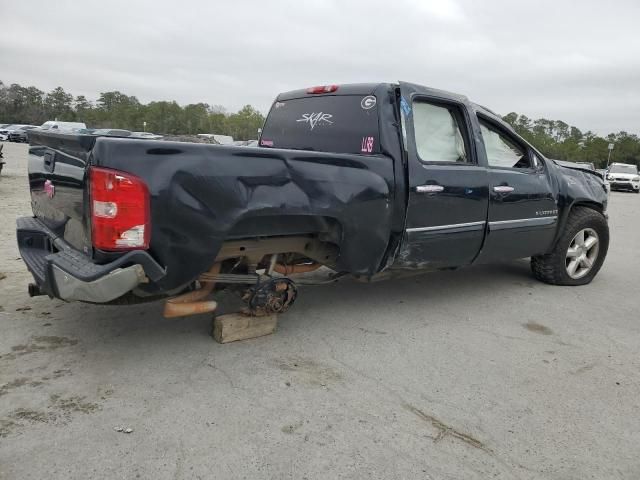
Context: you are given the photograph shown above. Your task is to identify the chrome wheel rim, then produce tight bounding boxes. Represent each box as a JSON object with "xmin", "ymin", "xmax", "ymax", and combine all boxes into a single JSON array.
[{"xmin": 566, "ymin": 228, "xmax": 600, "ymax": 279}]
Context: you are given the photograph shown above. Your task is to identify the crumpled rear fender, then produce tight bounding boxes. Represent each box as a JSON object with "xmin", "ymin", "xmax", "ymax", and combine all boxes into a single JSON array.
[{"xmin": 91, "ymin": 139, "xmax": 395, "ymax": 293}]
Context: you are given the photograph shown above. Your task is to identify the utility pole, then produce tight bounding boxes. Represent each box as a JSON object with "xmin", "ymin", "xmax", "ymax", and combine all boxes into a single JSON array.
[{"xmin": 606, "ymin": 143, "xmax": 614, "ymax": 169}]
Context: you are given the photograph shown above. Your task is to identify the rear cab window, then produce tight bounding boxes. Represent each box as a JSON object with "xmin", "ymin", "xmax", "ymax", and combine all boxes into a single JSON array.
[{"xmin": 259, "ymin": 95, "xmax": 380, "ymax": 155}]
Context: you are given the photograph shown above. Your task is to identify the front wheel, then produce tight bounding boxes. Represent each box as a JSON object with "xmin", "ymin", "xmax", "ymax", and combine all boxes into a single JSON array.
[{"xmin": 531, "ymin": 207, "xmax": 609, "ymax": 286}]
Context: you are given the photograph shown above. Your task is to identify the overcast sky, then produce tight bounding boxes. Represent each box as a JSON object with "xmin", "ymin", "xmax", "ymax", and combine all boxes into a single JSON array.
[{"xmin": 1, "ymin": 0, "xmax": 638, "ymax": 134}]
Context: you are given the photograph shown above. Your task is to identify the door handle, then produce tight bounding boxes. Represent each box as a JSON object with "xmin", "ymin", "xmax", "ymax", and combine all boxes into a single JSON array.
[
  {"xmin": 416, "ymin": 184, "xmax": 444, "ymax": 193},
  {"xmin": 43, "ymin": 151, "xmax": 55, "ymax": 173},
  {"xmin": 493, "ymin": 185, "xmax": 514, "ymax": 194}
]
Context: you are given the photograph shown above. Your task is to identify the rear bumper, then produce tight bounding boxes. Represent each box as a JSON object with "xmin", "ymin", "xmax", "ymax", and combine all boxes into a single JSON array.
[{"xmin": 16, "ymin": 217, "xmax": 165, "ymax": 303}]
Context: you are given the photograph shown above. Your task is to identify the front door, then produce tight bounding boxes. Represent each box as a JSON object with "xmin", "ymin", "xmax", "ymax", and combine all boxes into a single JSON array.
[
  {"xmin": 396, "ymin": 83, "xmax": 489, "ymax": 268},
  {"xmin": 474, "ymin": 116, "xmax": 558, "ymax": 262}
]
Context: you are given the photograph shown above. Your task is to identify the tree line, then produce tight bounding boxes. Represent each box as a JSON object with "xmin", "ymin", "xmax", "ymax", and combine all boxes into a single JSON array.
[
  {"xmin": 0, "ymin": 80, "xmax": 264, "ymax": 141},
  {"xmin": 502, "ymin": 113, "xmax": 639, "ymax": 169},
  {"xmin": 1, "ymin": 80, "xmax": 639, "ymax": 165}
]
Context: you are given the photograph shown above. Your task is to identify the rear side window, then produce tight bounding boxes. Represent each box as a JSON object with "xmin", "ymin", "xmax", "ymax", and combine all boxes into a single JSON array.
[
  {"xmin": 260, "ymin": 95, "xmax": 380, "ymax": 155},
  {"xmin": 412, "ymin": 101, "xmax": 469, "ymax": 163}
]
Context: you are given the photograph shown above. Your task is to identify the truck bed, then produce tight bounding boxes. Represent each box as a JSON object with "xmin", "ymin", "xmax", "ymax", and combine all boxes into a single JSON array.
[{"xmin": 23, "ymin": 130, "xmax": 397, "ymax": 297}]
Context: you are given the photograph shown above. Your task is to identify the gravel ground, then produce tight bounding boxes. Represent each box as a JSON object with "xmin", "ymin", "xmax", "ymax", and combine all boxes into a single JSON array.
[{"xmin": 1, "ymin": 141, "xmax": 639, "ymax": 479}]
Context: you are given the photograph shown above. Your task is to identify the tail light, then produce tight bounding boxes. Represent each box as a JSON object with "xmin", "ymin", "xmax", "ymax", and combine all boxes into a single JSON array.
[
  {"xmin": 306, "ymin": 85, "xmax": 338, "ymax": 94},
  {"xmin": 90, "ymin": 166, "xmax": 150, "ymax": 251}
]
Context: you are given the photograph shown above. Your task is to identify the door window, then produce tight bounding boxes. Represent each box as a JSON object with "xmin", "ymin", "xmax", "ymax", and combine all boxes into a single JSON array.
[
  {"xmin": 479, "ymin": 120, "xmax": 531, "ymax": 169},
  {"xmin": 412, "ymin": 102, "xmax": 469, "ymax": 163}
]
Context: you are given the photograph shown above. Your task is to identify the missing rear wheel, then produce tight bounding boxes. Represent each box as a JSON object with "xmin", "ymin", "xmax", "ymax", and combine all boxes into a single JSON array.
[{"xmin": 246, "ymin": 278, "xmax": 298, "ymax": 315}]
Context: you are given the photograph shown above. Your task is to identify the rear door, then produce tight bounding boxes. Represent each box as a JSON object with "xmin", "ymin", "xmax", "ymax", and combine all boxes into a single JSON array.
[
  {"xmin": 396, "ymin": 82, "xmax": 489, "ymax": 268},
  {"xmin": 474, "ymin": 115, "xmax": 558, "ymax": 262}
]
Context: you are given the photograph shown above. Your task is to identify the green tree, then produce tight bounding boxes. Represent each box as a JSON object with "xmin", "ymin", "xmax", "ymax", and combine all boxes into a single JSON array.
[
  {"xmin": 3, "ymin": 78, "xmax": 637, "ymax": 168},
  {"xmin": 225, "ymin": 105, "xmax": 264, "ymax": 140},
  {"xmin": 0, "ymin": 83, "xmax": 46, "ymax": 124},
  {"xmin": 44, "ymin": 87, "xmax": 74, "ymax": 121},
  {"xmin": 502, "ymin": 112, "xmax": 640, "ymax": 169},
  {"xmin": 143, "ymin": 101, "xmax": 183, "ymax": 134},
  {"xmin": 183, "ymin": 103, "xmax": 211, "ymax": 134},
  {"xmin": 95, "ymin": 91, "xmax": 142, "ymax": 130},
  {"xmin": 208, "ymin": 105, "xmax": 228, "ymax": 134}
]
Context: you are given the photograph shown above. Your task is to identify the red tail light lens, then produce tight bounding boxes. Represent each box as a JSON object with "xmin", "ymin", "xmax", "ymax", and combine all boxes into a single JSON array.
[
  {"xmin": 90, "ymin": 166, "xmax": 150, "ymax": 251},
  {"xmin": 306, "ymin": 85, "xmax": 338, "ymax": 94}
]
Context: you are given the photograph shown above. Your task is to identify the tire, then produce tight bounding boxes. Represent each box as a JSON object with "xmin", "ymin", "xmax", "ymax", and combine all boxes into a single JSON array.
[{"xmin": 531, "ymin": 207, "xmax": 609, "ymax": 286}]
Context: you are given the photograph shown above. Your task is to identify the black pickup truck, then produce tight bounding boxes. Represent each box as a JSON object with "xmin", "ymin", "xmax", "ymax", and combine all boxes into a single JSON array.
[{"xmin": 17, "ymin": 82, "xmax": 609, "ymax": 317}]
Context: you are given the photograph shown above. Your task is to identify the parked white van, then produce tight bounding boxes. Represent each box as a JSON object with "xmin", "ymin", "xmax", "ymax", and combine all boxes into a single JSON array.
[{"xmin": 40, "ymin": 121, "xmax": 87, "ymax": 132}]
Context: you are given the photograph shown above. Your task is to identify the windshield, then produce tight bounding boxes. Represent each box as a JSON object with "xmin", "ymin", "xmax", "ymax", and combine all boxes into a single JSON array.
[
  {"xmin": 609, "ymin": 165, "xmax": 638, "ymax": 174},
  {"xmin": 260, "ymin": 95, "xmax": 380, "ymax": 155}
]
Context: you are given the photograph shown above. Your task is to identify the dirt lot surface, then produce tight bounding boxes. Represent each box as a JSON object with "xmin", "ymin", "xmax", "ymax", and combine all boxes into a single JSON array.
[{"xmin": 1, "ymin": 141, "xmax": 639, "ymax": 479}]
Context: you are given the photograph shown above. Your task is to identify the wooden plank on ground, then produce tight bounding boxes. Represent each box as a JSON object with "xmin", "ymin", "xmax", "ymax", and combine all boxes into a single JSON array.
[{"xmin": 212, "ymin": 313, "xmax": 278, "ymax": 344}]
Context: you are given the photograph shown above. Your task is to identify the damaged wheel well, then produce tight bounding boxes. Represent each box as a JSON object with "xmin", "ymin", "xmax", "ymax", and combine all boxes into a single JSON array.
[
  {"xmin": 214, "ymin": 235, "xmax": 340, "ymax": 269},
  {"xmin": 227, "ymin": 215, "xmax": 343, "ymax": 245},
  {"xmin": 549, "ymin": 200, "xmax": 607, "ymax": 253},
  {"xmin": 571, "ymin": 200, "xmax": 605, "ymax": 215}
]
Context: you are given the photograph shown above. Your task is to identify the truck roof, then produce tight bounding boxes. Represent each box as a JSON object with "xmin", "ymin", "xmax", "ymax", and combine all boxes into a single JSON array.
[
  {"xmin": 277, "ymin": 82, "xmax": 473, "ymax": 102},
  {"xmin": 276, "ymin": 83, "xmax": 388, "ymax": 101},
  {"xmin": 275, "ymin": 81, "xmax": 517, "ymax": 141}
]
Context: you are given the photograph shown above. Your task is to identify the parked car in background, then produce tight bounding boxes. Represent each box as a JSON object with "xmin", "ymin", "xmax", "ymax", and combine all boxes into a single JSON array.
[
  {"xmin": 231, "ymin": 140, "xmax": 259, "ymax": 147},
  {"xmin": 0, "ymin": 124, "xmax": 12, "ymax": 139},
  {"xmin": 90, "ymin": 129, "xmax": 132, "ymax": 137},
  {"xmin": 0, "ymin": 124, "xmax": 23, "ymax": 137},
  {"xmin": 131, "ymin": 131, "xmax": 163, "ymax": 140},
  {"xmin": 596, "ymin": 168, "xmax": 611, "ymax": 193},
  {"xmin": 197, "ymin": 133, "xmax": 234, "ymax": 144},
  {"xmin": 8, "ymin": 125, "xmax": 39, "ymax": 143},
  {"xmin": 40, "ymin": 121, "xmax": 87, "ymax": 132},
  {"xmin": 575, "ymin": 162, "xmax": 596, "ymax": 171},
  {"xmin": 607, "ymin": 163, "xmax": 640, "ymax": 193},
  {"xmin": 232, "ymin": 140, "xmax": 259, "ymax": 146},
  {"xmin": 0, "ymin": 124, "xmax": 37, "ymax": 142}
]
